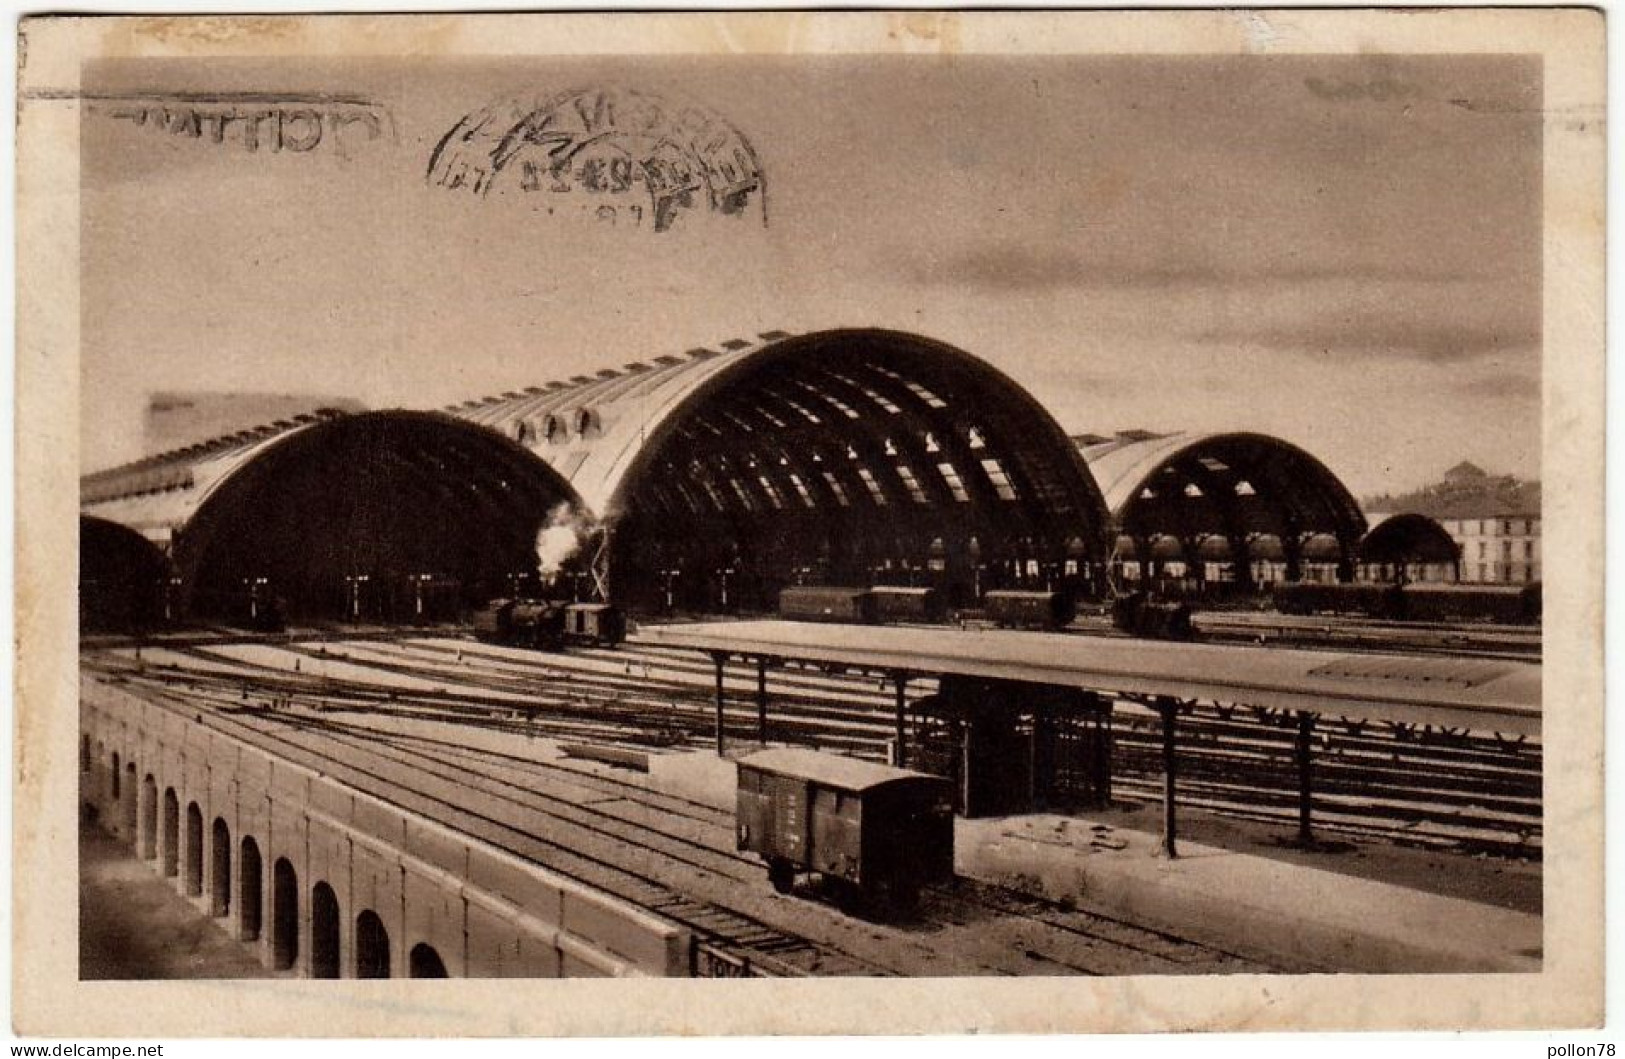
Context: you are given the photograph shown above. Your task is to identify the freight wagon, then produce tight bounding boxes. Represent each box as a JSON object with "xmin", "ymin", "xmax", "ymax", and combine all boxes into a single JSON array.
[{"xmin": 736, "ymin": 747, "xmax": 955, "ymax": 910}]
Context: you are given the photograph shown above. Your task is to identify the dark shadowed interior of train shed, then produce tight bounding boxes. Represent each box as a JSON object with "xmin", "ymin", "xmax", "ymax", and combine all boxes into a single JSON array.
[
  {"xmin": 177, "ymin": 412, "xmax": 581, "ymax": 621},
  {"xmin": 79, "ymin": 517, "xmax": 170, "ymax": 631},
  {"xmin": 1077, "ymin": 431, "xmax": 1369, "ymax": 595},
  {"xmin": 602, "ymin": 331, "xmax": 1111, "ymax": 612},
  {"xmin": 1357, "ymin": 513, "xmax": 1463, "ymax": 584},
  {"xmin": 82, "ymin": 412, "xmax": 581, "ymax": 624}
]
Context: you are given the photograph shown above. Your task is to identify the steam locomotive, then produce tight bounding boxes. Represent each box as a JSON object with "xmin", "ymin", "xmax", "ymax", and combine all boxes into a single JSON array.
[{"xmin": 471, "ymin": 599, "xmax": 626, "ymax": 649}]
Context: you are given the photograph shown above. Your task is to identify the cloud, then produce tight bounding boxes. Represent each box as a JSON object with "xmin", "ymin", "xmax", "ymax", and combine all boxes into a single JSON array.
[
  {"xmin": 1454, "ymin": 372, "xmax": 1541, "ymax": 399},
  {"xmin": 892, "ymin": 243, "xmax": 1497, "ymax": 293},
  {"xmin": 1190, "ymin": 320, "xmax": 1540, "ymax": 365}
]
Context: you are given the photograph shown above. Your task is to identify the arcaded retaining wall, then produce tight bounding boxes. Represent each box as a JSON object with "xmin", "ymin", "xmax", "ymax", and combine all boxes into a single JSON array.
[{"xmin": 81, "ymin": 677, "xmax": 689, "ymax": 978}]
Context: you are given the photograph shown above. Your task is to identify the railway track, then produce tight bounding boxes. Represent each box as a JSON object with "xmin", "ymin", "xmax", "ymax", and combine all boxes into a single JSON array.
[
  {"xmin": 86, "ymin": 626, "xmax": 1543, "ymax": 858},
  {"xmin": 97, "ymin": 669, "xmax": 885, "ymax": 978},
  {"xmin": 90, "ymin": 665, "xmax": 1275, "ymax": 976}
]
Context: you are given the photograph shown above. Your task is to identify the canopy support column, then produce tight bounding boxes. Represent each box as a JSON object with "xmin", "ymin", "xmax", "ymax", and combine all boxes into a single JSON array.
[
  {"xmin": 1156, "ymin": 695, "xmax": 1180, "ymax": 859},
  {"xmin": 1295, "ymin": 710, "xmax": 1316, "ymax": 848},
  {"xmin": 756, "ymin": 657, "xmax": 769, "ymax": 744},
  {"xmin": 710, "ymin": 651, "xmax": 728, "ymax": 756},
  {"xmin": 892, "ymin": 672, "xmax": 910, "ymax": 768}
]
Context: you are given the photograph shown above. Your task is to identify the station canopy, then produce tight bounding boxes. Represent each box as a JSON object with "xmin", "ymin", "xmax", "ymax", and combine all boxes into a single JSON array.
[
  {"xmin": 453, "ymin": 328, "xmax": 1112, "ymax": 610},
  {"xmin": 1075, "ymin": 431, "xmax": 1368, "ymax": 580}
]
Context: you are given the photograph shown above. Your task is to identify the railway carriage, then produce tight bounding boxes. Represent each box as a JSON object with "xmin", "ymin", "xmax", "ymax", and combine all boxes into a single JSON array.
[
  {"xmin": 868, "ymin": 586, "xmax": 946, "ymax": 624},
  {"xmin": 982, "ymin": 589, "xmax": 1076, "ymax": 630},
  {"xmin": 1271, "ymin": 581, "xmax": 1540, "ymax": 625},
  {"xmin": 778, "ymin": 586, "xmax": 877, "ymax": 624},
  {"xmin": 1273, "ymin": 582, "xmax": 1405, "ymax": 620},
  {"xmin": 1400, "ymin": 583, "xmax": 1540, "ymax": 624}
]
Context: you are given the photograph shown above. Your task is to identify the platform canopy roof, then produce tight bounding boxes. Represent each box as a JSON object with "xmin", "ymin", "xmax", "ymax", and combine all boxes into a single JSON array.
[
  {"xmin": 642, "ymin": 620, "xmax": 1541, "ymax": 737},
  {"xmin": 1076, "ymin": 431, "xmax": 1368, "ymax": 556}
]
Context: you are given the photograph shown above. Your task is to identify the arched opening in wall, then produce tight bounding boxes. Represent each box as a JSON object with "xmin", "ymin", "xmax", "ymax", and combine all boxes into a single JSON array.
[
  {"xmin": 80, "ymin": 735, "xmax": 91, "ymax": 775},
  {"xmin": 184, "ymin": 802, "xmax": 203, "ymax": 897},
  {"xmin": 210, "ymin": 818, "xmax": 232, "ymax": 917},
  {"xmin": 140, "ymin": 775, "xmax": 157, "ymax": 859},
  {"xmin": 239, "ymin": 837, "xmax": 263, "ymax": 942},
  {"xmin": 271, "ymin": 858, "xmax": 299, "ymax": 971},
  {"xmin": 110, "ymin": 753, "xmax": 121, "ymax": 803},
  {"xmin": 607, "ymin": 330, "xmax": 1111, "ymax": 614},
  {"xmin": 311, "ymin": 882, "xmax": 341, "ymax": 979},
  {"xmin": 161, "ymin": 789, "xmax": 179, "ymax": 877},
  {"xmin": 409, "ymin": 943, "xmax": 449, "ymax": 978},
  {"xmin": 355, "ymin": 911, "xmax": 390, "ymax": 979},
  {"xmin": 173, "ymin": 412, "xmax": 580, "ymax": 624},
  {"xmin": 121, "ymin": 762, "xmax": 138, "ymax": 839},
  {"xmin": 80, "ymin": 516, "xmax": 169, "ymax": 633}
]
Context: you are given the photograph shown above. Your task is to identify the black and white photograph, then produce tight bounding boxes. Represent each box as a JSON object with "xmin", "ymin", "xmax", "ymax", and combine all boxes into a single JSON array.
[{"xmin": 13, "ymin": 9, "xmax": 1605, "ymax": 1037}]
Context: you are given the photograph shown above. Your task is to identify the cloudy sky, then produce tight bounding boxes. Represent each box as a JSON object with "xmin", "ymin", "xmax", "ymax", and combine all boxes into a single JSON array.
[{"xmin": 82, "ymin": 52, "xmax": 1541, "ymax": 496}]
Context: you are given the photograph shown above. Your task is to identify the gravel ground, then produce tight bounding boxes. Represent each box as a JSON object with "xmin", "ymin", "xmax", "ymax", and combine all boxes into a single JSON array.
[{"xmin": 79, "ymin": 814, "xmax": 273, "ymax": 981}]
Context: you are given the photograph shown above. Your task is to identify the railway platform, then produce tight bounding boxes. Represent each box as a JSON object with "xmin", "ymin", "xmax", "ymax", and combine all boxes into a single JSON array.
[{"xmin": 649, "ymin": 749, "xmax": 1541, "ymax": 974}]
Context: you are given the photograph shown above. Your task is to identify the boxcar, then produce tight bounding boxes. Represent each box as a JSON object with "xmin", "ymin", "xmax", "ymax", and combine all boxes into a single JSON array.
[
  {"xmin": 563, "ymin": 601, "xmax": 626, "ymax": 646},
  {"xmin": 736, "ymin": 747, "xmax": 955, "ymax": 908},
  {"xmin": 983, "ymin": 589, "xmax": 1076, "ymax": 630},
  {"xmin": 779, "ymin": 585, "xmax": 877, "ymax": 624},
  {"xmin": 868, "ymin": 586, "xmax": 946, "ymax": 624}
]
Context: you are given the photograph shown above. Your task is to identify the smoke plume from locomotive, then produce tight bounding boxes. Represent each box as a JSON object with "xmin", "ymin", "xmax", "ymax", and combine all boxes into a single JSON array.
[{"xmin": 535, "ymin": 503, "xmax": 591, "ymax": 579}]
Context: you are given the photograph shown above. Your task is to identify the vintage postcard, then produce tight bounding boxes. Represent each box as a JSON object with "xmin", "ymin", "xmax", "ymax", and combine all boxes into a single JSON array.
[{"xmin": 14, "ymin": 9, "xmax": 1604, "ymax": 1036}]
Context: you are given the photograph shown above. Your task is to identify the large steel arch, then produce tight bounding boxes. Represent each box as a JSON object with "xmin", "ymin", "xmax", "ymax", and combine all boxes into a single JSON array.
[
  {"xmin": 171, "ymin": 411, "xmax": 582, "ymax": 621},
  {"xmin": 599, "ymin": 329, "xmax": 1111, "ymax": 611},
  {"xmin": 1078, "ymin": 431, "xmax": 1367, "ymax": 590}
]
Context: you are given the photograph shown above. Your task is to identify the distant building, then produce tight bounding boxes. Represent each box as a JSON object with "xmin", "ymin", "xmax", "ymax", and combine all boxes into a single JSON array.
[
  {"xmin": 145, "ymin": 392, "xmax": 365, "ymax": 457},
  {"xmin": 1363, "ymin": 462, "xmax": 1540, "ymax": 584},
  {"xmin": 1440, "ymin": 514, "xmax": 1541, "ymax": 584}
]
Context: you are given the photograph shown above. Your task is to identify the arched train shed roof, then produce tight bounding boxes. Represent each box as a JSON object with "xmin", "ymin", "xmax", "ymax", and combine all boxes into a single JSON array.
[
  {"xmin": 449, "ymin": 328, "xmax": 1111, "ymax": 546},
  {"xmin": 82, "ymin": 330, "xmax": 1115, "ymax": 574},
  {"xmin": 80, "ymin": 410, "xmax": 581, "ymax": 556},
  {"xmin": 1359, "ymin": 513, "xmax": 1462, "ymax": 565},
  {"xmin": 1074, "ymin": 430, "xmax": 1367, "ymax": 548}
]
